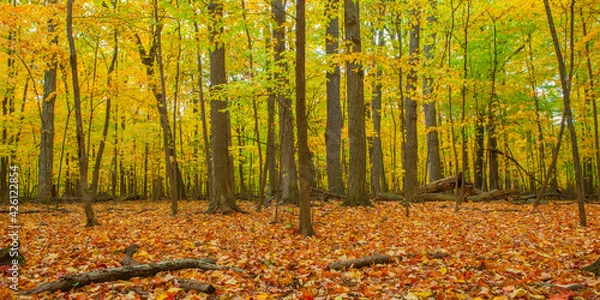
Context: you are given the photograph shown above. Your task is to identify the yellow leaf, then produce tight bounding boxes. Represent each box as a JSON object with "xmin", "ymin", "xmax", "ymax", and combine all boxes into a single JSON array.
[
  {"xmin": 414, "ymin": 291, "xmax": 433, "ymax": 298},
  {"xmin": 155, "ymin": 292, "xmax": 170, "ymax": 300},
  {"xmin": 439, "ymin": 267, "xmax": 447, "ymax": 275}
]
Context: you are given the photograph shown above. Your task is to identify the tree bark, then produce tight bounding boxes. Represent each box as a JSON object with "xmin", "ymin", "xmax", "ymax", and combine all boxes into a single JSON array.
[
  {"xmin": 370, "ymin": 7, "xmax": 387, "ymax": 195},
  {"xmin": 343, "ymin": 0, "xmax": 370, "ymax": 207},
  {"xmin": 272, "ymin": 0, "xmax": 299, "ymax": 204},
  {"xmin": 39, "ymin": 0, "xmax": 58, "ymax": 203},
  {"xmin": 423, "ymin": 0, "xmax": 442, "ymax": 183},
  {"xmin": 23, "ymin": 258, "xmax": 221, "ymax": 295},
  {"xmin": 325, "ymin": 0, "xmax": 344, "ymax": 195},
  {"xmin": 542, "ymin": 0, "xmax": 586, "ymax": 226},
  {"xmin": 404, "ymin": 8, "xmax": 420, "ymax": 205},
  {"xmin": 67, "ymin": 0, "xmax": 100, "ymax": 227},
  {"xmin": 153, "ymin": 0, "xmax": 180, "ymax": 215},
  {"xmin": 207, "ymin": 0, "xmax": 242, "ymax": 214},
  {"xmin": 487, "ymin": 20, "xmax": 500, "ymax": 191},
  {"xmin": 296, "ymin": 0, "xmax": 315, "ymax": 237},
  {"xmin": 193, "ymin": 14, "xmax": 211, "ymax": 201}
]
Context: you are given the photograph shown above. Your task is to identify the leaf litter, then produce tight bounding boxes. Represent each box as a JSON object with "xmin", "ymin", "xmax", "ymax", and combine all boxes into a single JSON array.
[{"xmin": 1, "ymin": 201, "xmax": 599, "ymax": 299}]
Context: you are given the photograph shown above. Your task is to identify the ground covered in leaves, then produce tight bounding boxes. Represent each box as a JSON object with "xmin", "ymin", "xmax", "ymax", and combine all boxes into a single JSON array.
[{"xmin": 1, "ymin": 200, "xmax": 600, "ymax": 299}]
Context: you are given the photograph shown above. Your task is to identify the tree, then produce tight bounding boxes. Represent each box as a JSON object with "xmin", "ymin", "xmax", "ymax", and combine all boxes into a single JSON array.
[
  {"xmin": 343, "ymin": 0, "xmax": 370, "ymax": 207},
  {"xmin": 423, "ymin": 0, "xmax": 442, "ymax": 183},
  {"xmin": 153, "ymin": 0, "xmax": 181, "ymax": 215},
  {"xmin": 325, "ymin": 0, "xmax": 344, "ymax": 195},
  {"xmin": 296, "ymin": 0, "xmax": 315, "ymax": 236},
  {"xmin": 370, "ymin": 5, "xmax": 387, "ymax": 195},
  {"xmin": 39, "ymin": 0, "xmax": 58, "ymax": 203},
  {"xmin": 206, "ymin": 0, "xmax": 242, "ymax": 214},
  {"xmin": 404, "ymin": 7, "xmax": 419, "ymax": 205},
  {"xmin": 67, "ymin": 0, "xmax": 100, "ymax": 226},
  {"xmin": 542, "ymin": 0, "xmax": 586, "ymax": 226},
  {"xmin": 272, "ymin": 0, "xmax": 299, "ymax": 204}
]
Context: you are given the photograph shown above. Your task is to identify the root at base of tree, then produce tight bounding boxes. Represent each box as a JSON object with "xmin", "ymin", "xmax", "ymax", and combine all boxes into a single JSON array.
[{"xmin": 328, "ymin": 254, "xmax": 392, "ymax": 271}]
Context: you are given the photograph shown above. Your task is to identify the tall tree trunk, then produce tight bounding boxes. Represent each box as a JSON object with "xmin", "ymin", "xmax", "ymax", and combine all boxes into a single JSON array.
[
  {"xmin": 343, "ymin": 0, "xmax": 370, "ymax": 207},
  {"xmin": 67, "ymin": 0, "xmax": 100, "ymax": 226},
  {"xmin": 272, "ymin": 0, "xmax": 298, "ymax": 204},
  {"xmin": 423, "ymin": 0, "xmax": 442, "ymax": 183},
  {"xmin": 1, "ymin": 0, "xmax": 17, "ymax": 204},
  {"xmin": 206, "ymin": 0, "xmax": 242, "ymax": 213},
  {"xmin": 404, "ymin": 8, "xmax": 420, "ymax": 207},
  {"xmin": 153, "ymin": 0, "xmax": 180, "ymax": 215},
  {"xmin": 542, "ymin": 0, "xmax": 586, "ymax": 226},
  {"xmin": 296, "ymin": 0, "xmax": 315, "ymax": 236},
  {"xmin": 370, "ymin": 6, "xmax": 387, "ymax": 195},
  {"xmin": 193, "ymin": 13, "xmax": 211, "ymax": 201},
  {"xmin": 39, "ymin": 0, "xmax": 58, "ymax": 203},
  {"xmin": 325, "ymin": 0, "xmax": 344, "ymax": 195},
  {"xmin": 455, "ymin": 0, "xmax": 470, "ymax": 211},
  {"xmin": 487, "ymin": 20, "xmax": 500, "ymax": 191},
  {"xmin": 238, "ymin": 0, "xmax": 265, "ymax": 211},
  {"xmin": 446, "ymin": 0, "xmax": 459, "ymax": 180}
]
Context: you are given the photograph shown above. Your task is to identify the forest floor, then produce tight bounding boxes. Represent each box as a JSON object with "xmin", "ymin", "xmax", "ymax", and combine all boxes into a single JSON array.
[{"xmin": 1, "ymin": 200, "xmax": 599, "ymax": 299}]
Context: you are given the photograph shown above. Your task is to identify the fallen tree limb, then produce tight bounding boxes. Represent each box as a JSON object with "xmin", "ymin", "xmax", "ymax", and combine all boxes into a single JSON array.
[
  {"xmin": 468, "ymin": 189, "xmax": 516, "ymax": 202},
  {"xmin": 23, "ymin": 257, "xmax": 230, "ymax": 294},
  {"xmin": 328, "ymin": 254, "xmax": 392, "ymax": 271}
]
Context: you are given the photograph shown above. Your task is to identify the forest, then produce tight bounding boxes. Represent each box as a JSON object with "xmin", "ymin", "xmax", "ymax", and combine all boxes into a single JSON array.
[{"xmin": 1, "ymin": 0, "xmax": 600, "ymax": 298}]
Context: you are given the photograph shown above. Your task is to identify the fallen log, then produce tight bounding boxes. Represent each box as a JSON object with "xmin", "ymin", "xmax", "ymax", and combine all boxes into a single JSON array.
[
  {"xmin": 418, "ymin": 193, "xmax": 456, "ymax": 202},
  {"xmin": 328, "ymin": 254, "xmax": 392, "ymax": 271},
  {"xmin": 418, "ymin": 175, "xmax": 479, "ymax": 195},
  {"xmin": 419, "ymin": 190, "xmax": 516, "ymax": 203},
  {"xmin": 311, "ymin": 187, "xmax": 346, "ymax": 200},
  {"xmin": 375, "ymin": 192, "xmax": 405, "ymax": 201},
  {"xmin": 118, "ymin": 244, "xmax": 216, "ymax": 294},
  {"xmin": 468, "ymin": 189, "xmax": 516, "ymax": 202},
  {"xmin": 23, "ymin": 257, "xmax": 228, "ymax": 294}
]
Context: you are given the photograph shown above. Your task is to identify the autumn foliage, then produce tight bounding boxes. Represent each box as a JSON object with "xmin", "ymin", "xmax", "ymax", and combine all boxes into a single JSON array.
[{"xmin": 1, "ymin": 200, "xmax": 599, "ymax": 299}]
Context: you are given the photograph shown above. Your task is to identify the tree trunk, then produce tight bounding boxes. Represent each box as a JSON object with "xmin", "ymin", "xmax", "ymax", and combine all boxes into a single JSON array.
[
  {"xmin": 423, "ymin": 0, "xmax": 442, "ymax": 183},
  {"xmin": 542, "ymin": 0, "xmax": 585, "ymax": 226},
  {"xmin": 207, "ymin": 0, "xmax": 242, "ymax": 214},
  {"xmin": 153, "ymin": 0, "xmax": 180, "ymax": 215},
  {"xmin": 274, "ymin": 0, "xmax": 299, "ymax": 204},
  {"xmin": 295, "ymin": 0, "xmax": 315, "ymax": 237},
  {"xmin": 67, "ymin": 0, "xmax": 100, "ymax": 227},
  {"xmin": 404, "ymin": 8, "xmax": 419, "ymax": 205},
  {"xmin": 343, "ymin": 0, "xmax": 370, "ymax": 207},
  {"xmin": 39, "ymin": 0, "xmax": 58, "ymax": 203},
  {"xmin": 487, "ymin": 20, "xmax": 500, "ymax": 191},
  {"xmin": 455, "ymin": 0, "xmax": 470, "ymax": 211},
  {"xmin": 371, "ymin": 8, "xmax": 387, "ymax": 195},
  {"xmin": 193, "ymin": 15, "xmax": 211, "ymax": 201},
  {"xmin": 325, "ymin": 0, "xmax": 344, "ymax": 195}
]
